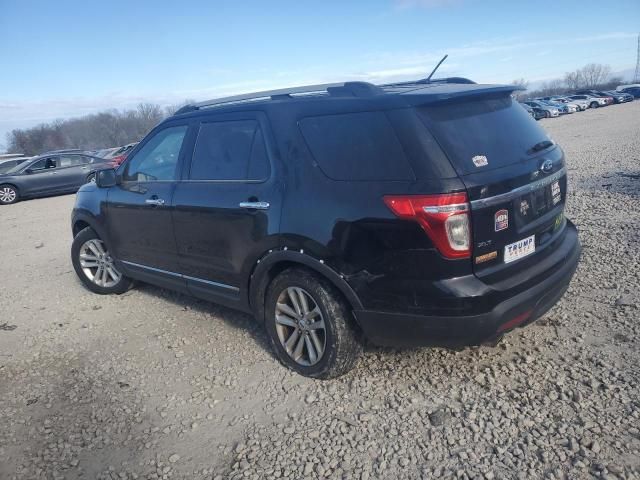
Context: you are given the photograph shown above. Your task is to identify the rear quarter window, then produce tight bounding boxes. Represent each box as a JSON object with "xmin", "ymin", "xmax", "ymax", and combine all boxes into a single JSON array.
[{"xmin": 299, "ymin": 111, "xmax": 414, "ymax": 181}]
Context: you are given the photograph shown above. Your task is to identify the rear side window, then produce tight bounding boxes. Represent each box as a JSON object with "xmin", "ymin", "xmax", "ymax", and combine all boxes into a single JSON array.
[
  {"xmin": 190, "ymin": 120, "xmax": 270, "ymax": 181},
  {"xmin": 299, "ymin": 111, "xmax": 414, "ymax": 181},
  {"xmin": 58, "ymin": 155, "xmax": 85, "ymax": 167}
]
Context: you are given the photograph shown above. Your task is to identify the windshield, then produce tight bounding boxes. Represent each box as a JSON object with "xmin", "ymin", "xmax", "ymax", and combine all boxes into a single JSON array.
[
  {"xmin": 417, "ymin": 95, "xmax": 550, "ymax": 175},
  {"xmin": 4, "ymin": 159, "xmax": 32, "ymax": 174}
]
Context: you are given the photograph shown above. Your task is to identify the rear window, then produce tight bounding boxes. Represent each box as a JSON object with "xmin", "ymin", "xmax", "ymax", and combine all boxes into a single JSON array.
[
  {"xmin": 418, "ymin": 96, "xmax": 550, "ymax": 176},
  {"xmin": 299, "ymin": 111, "xmax": 414, "ymax": 181}
]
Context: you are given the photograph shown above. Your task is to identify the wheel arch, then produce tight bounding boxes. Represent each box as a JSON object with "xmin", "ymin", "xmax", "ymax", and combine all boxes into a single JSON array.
[
  {"xmin": 0, "ymin": 182, "xmax": 20, "ymax": 192},
  {"xmin": 248, "ymin": 250, "xmax": 364, "ymax": 326},
  {"xmin": 71, "ymin": 212, "xmax": 110, "ymax": 247}
]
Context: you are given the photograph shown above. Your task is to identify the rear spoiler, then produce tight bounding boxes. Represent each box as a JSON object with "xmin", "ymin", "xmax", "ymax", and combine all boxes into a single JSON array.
[{"xmin": 406, "ymin": 84, "xmax": 524, "ymax": 106}]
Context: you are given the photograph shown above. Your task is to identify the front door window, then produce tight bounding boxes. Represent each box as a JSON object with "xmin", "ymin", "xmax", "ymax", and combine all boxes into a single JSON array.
[{"xmin": 123, "ymin": 126, "xmax": 188, "ymax": 182}]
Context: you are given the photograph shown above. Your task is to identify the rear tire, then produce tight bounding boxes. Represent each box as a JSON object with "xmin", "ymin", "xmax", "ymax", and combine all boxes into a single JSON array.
[
  {"xmin": 0, "ymin": 184, "xmax": 19, "ymax": 205},
  {"xmin": 71, "ymin": 227, "xmax": 131, "ymax": 294},
  {"xmin": 86, "ymin": 172, "xmax": 96, "ymax": 183},
  {"xmin": 264, "ymin": 268, "xmax": 362, "ymax": 379}
]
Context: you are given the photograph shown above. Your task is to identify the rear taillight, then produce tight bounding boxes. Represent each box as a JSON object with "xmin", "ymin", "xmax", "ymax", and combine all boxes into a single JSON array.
[{"xmin": 383, "ymin": 193, "xmax": 471, "ymax": 259}]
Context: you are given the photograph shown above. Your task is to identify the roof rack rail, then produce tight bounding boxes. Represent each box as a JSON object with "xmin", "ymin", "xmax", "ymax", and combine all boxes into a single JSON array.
[{"xmin": 174, "ymin": 81, "xmax": 383, "ymax": 115}]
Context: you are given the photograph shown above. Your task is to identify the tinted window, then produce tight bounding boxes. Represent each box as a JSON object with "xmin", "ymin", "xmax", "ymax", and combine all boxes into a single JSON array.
[
  {"xmin": 190, "ymin": 120, "xmax": 270, "ymax": 181},
  {"xmin": 58, "ymin": 155, "xmax": 85, "ymax": 167},
  {"xmin": 124, "ymin": 125, "xmax": 188, "ymax": 182},
  {"xmin": 30, "ymin": 157, "xmax": 58, "ymax": 171},
  {"xmin": 299, "ymin": 112, "xmax": 414, "ymax": 181},
  {"xmin": 417, "ymin": 96, "xmax": 550, "ymax": 175}
]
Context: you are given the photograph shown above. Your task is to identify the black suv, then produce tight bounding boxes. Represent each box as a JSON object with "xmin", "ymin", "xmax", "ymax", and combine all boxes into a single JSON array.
[{"xmin": 71, "ymin": 79, "xmax": 581, "ymax": 378}]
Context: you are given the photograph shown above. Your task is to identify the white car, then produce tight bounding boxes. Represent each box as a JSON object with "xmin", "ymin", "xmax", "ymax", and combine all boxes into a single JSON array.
[
  {"xmin": 552, "ymin": 96, "xmax": 587, "ymax": 111},
  {"xmin": 567, "ymin": 94, "xmax": 607, "ymax": 108},
  {"xmin": 523, "ymin": 101, "xmax": 560, "ymax": 117}
]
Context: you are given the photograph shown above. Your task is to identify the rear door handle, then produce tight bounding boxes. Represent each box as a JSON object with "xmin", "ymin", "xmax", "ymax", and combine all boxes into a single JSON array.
[
  {"xmin": 145, "ymin": 198, "xmax": 165, "ymax": 206},
  {"xmin": 239, "ymin": 201, "xmax": 269, "ymax": 210}
]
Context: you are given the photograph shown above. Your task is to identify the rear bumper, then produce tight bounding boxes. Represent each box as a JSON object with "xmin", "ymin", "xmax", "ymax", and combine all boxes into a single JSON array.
[{"xmin": 354, "ymin": 224, "xmax": 581, "ymax": 348}]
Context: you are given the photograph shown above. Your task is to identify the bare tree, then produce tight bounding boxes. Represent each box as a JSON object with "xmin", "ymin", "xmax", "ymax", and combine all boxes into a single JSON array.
[
  {"xmin": 164, "ymin": 99, "xmax": 197, "ymax": 117},
  {"xmin": 537, "ymin": 79, "xmax": 566, "ymax": 97},
  {"xmin": 5, "ymin": 103, "xmax": 169, "ymax": 156},
  {"xmin": 564, "ymin": 63, "xmax": 611, "ymax": 90},
  {"xmin": 580, "ymin": 63, "xmax": 611, "ymax": 88},
  {"xmin": 511, "ymin": 78, "xmax": 529, "ymax": 100},
  {"xmin": 564, "ymin": 70, "xmax": 583, "ymax": 90}
]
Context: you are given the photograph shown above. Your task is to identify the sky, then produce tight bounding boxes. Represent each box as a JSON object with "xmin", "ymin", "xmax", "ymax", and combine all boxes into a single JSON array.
[{"xmin": 1, "ymin": 0, "xmax": 639, "ymax": 151}]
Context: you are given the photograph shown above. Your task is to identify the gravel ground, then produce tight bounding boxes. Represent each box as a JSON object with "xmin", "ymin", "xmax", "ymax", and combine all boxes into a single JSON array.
[{"xmin": 1, "ymin": 102, "xmax": 639, "ymax": 480}]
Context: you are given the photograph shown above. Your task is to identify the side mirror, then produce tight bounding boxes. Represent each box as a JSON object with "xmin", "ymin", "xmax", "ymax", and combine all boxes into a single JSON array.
[{"xmin": 96, "ymin": 168, "xmax": 118, "ymax": 188}]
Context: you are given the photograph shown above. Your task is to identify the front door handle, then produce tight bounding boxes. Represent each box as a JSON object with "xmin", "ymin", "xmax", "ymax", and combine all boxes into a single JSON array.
[
  {"xmin": 145, "ymin": 198, "xmax": 165, "ymax": 206},
  {"xmin": 239, "ymin": 201, "xmax": 269, "ymax": 210}
]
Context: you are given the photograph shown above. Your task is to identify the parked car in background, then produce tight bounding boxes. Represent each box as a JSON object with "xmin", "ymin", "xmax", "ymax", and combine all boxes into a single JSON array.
[
  {"xmin": 93, "ymin": 147, "xmax": 120, "ymax": 159},
  {"xmin": 105, "ymin": 142, "xmax": 138, "ymax": 166},
  {"xmin": 616, "ymin": 83, "xmax": 640, "ymax": 91},
  {"xmin": 618, "ymin": 86, "xmax": 640, "ymax": 98},
  {"xmin": 70, "ymin": 78, "xmax": 580, "ymax": 378},
  {"xmin": 574, "ymin": 90, "xmax": 613, "ymax": 105},
  {"xmin": 0, "ymin": 153, "xmax": 27, "ymax": 161},
  {"xmin": 551, "ymin": 96, "xmax": 588, "ymax": 111},
  {"xmin": 600, "ymin": 90, "xmax": 634, "ymax": 104},
  {"xmin": 0, "ymin": 152, "xmax": 110, "ymax": 205},
  {"xmin": 566, "ymin": 94, "xmax": 608, "ymax": 108},
  {"xmin": 523, "ymin": 100, "xmax": 560, "ymax": 118},
  {"xmin": 0, "ymin": 157, "xmax": 31, "ymax": 174},
  {"xmin": 521, "ymin": 103, "xmax": 545, "ymax": 120},
  {"xmin": 541, "ymin": 100, "xmax": 575, "ymax": 114}
]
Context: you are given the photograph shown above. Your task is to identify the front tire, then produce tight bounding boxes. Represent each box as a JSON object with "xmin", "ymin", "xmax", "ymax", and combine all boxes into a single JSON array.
[
  {"xmin": 0, "ymin": 184, "xmax": 19, "ymax": 205},
  {"xmin": 86, "ymin": 172, "xmax": 96, "ymax": 183},
  {"xmin": 544, "ymin": 111, "xmax": 551, "ymax": 118},
  {"xmin": 71, "ymin": 227, "xmax": 131, "ymax": 294},
  {"xmin": 265, "ymin": 268, "xmax": 362, "ymax": 379},
  {"xmin": 590, "ymin": 102, "xmax": 599, "ymax": 109}
]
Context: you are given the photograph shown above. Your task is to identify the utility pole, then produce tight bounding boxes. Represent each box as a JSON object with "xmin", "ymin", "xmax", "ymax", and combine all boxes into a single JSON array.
[{"xmin": 635, "ymin": 33, "xmax": 640, "ymax": 83}]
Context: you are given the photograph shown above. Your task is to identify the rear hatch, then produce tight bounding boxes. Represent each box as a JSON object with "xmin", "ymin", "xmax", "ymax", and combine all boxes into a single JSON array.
[{"xmin": 416, "ymin": 94, "xmax": 567, "ymax": 284}]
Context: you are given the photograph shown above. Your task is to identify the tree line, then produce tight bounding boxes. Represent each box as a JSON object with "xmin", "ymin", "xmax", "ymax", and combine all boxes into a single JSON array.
[
  {"xmin": 5, "ymin": 102, "xmax": 192, "ymax": 156},
  {"xmin": 5, "ymin": 62, "xmax": 626, "ymax": 155},
  {"xmin": 512, "ymin": 63, "xmax": 624, "ymax": 100}
]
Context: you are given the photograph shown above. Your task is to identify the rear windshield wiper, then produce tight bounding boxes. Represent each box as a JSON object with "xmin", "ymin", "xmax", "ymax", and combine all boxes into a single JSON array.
[{"xmin": 528, "ymin": 140, "xmax": 555, "ymax": 155}]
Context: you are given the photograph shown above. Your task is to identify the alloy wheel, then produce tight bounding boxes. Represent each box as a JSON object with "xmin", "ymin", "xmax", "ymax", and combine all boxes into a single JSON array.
[
  {"xmin": 78, "ymin": 239, "xmax": 122, "ymax": 288},
  {"xmin": 0, "ymin": 186, "xmax": 17, "ymax": 204},
  {"xmin": 274, "ymin": 287, "xmax": 326, "ymax": 366}
]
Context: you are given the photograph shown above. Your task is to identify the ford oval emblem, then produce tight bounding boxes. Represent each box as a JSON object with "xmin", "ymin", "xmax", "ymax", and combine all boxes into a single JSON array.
[{"xmin": 540, "ymin": 159, "xmax": 553, "ymax": 173}]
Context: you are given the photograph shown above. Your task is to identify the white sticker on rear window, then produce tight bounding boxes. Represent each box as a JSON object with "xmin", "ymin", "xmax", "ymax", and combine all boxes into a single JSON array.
[{"xmin": 472, "ymin": 155, "xmax": 488, "ymax": 167}]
